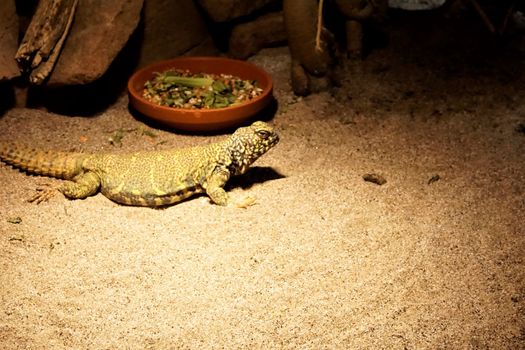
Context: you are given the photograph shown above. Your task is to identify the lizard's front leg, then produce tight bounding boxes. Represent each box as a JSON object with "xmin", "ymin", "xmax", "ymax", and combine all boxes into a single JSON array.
[{"xmin": 204, "ymin": 168, "xmax": 231, "ymax": 206}]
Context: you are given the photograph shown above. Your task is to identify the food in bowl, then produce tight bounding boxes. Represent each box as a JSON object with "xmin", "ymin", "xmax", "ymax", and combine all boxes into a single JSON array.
[
  {"xmin": 142, "ymin": 69, "xmax": 264, "ymax": 110},
  {"xmin": 127, "ymin": 56, "xmax": 274, "ymax": 131}
]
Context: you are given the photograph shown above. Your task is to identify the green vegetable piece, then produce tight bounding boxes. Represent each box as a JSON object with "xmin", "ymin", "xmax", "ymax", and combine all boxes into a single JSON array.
[
  {"xmin": 212, "ymin": 80, "xmax": 228, "ymax": 93},
  {"xmin": 108, "ymin": 128, "xmax": 135, "ymax": 147},
  {"xmin": 213, "ymin": 95, "xmax": 231, "ymax": 108},
  {"xmin": 7, "ymin": 217, "xmax": 22, "ymax": 224},
  {"xmin": 141, "ymin": 129, "xmax": 157, "ymax": 138},
  {"xmin": 227, "ymin": 94, "xmax": 237, "ymax": 104},
  {"xmin": 173, "ymin": 97, "xmax": 184, "ymax": 107},
  {"xmin": 204, "ymin": 93, "xmax": 215, "ymax": 107},
  {"xmin": 163, "ymin": 75, "xmax": 213, "ymax": 88}
]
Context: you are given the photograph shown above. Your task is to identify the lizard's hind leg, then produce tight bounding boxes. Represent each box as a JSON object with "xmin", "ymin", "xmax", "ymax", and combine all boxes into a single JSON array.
[
  {"xmin": 28, "ymin": 172, "xmax": 101, "ymax": 204},
  {"xmin": 59, "ymin": 171, "xmax": 101, "ymax": 200}
]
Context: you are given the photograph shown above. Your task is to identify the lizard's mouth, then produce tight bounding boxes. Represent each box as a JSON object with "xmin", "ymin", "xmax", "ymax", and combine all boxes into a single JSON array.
[
  {"xmin": 257, "ymin": 133, "xmax": 279, "ymax": 157},
  {"xmin": 271, "ymin": 133, "xmax": 280, "ymax": 146}
]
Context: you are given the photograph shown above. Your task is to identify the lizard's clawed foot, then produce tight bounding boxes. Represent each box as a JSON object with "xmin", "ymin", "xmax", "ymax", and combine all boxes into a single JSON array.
[
  {"xmin": 27, "ymin": 183, "xmax": 58, "ymax": 204},
  {"xmin": 235, "ymin": 195, "xmax": 257, "ymax": 209}
]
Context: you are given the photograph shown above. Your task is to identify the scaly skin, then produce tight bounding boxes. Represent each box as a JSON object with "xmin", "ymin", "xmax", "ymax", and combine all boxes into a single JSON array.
[{"xmin": 0, "ymin": 121, "xmax": 279, "ymax": 206}]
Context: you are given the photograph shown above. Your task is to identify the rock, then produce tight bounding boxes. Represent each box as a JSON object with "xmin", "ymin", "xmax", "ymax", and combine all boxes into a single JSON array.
[
  {"xmin": 196, "ymin": 0, "xmax": 279, "ymax": 22},
  {"xmin": 48, "ymin": 0, "xmax": 144, "ymax": 86},
  {"xmin": 389, "ymin": 0, "xmax": 446, "ymax": 10},
  {"xmin": 0, "ymin": 0, "xmax": 20, "ymax": 81},
  {"xmin": 229, "ymin": 11, "xmax": 287, "ymax": 59},
  {"xmin": 137, "ymin": 0, "xmax": 212, "ymax": 68}
]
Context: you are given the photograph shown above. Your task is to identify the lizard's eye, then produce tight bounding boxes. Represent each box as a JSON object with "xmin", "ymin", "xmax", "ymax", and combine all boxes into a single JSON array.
[{"xmin": 256, "ymin": 130, "xmax": 271, "ymax": 139}]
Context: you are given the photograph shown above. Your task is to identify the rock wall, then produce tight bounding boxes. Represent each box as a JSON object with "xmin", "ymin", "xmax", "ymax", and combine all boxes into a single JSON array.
[
  {"xmin": 0, "ymin": 0, "xmax": 20, "ymax": 81},
  {"xmin": 48, "ymin": 0, "xmax": 144, "ymax": 86},
  {"xmin": 137, "ymin": 0, "xmax": 212, "ymax": 68},
  {"xmin": 196, "ymin": 0, "xmax": 280, "ymax": 22}
]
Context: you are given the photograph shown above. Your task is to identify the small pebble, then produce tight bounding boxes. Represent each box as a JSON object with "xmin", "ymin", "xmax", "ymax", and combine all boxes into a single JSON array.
[
  {"xmin": 428, "ymin": 174, "xmax": 441, "ymax": 185},
  {"xmin": 363, "ymin": 173, "xmax": 387, "ymax": 185}
]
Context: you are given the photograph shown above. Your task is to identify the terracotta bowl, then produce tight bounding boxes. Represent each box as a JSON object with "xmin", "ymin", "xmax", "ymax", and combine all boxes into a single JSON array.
[{"xmin": 127, "ymin": 56, "xmax": 273, "ymax": 132}]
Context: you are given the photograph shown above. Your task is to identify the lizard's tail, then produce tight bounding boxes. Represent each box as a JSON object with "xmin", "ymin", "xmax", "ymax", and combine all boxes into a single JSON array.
[{"xmin": 0, "ymin": 142, "xmax": 86, "ymax": 180}]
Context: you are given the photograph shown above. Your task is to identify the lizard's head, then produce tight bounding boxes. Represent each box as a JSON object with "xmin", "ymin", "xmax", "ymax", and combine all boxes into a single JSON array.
[{"xmin": 227, "ymin": 121, "xmax": 279, "ymax": 175}]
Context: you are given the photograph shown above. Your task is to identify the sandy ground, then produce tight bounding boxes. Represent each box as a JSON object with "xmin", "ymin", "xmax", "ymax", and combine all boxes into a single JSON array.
[{"xmin": 1, "ymin": 13, "xmax": 524, "ymax": 349}]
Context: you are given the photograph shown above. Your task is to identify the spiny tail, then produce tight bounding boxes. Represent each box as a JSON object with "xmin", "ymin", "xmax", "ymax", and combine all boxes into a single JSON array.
[{"xmin": 0, "ymin": 142, "xmax": 87, "ymax": 180}]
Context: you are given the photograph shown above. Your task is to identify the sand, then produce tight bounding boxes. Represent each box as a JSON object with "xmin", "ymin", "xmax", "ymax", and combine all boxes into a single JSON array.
[{"xmin": 1, "ymin": 13, "xmax": 524, "ymax": 349}]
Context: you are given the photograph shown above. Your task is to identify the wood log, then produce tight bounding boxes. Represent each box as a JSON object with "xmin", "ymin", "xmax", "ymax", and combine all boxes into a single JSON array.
[
  {"xmin": 15, "ymin": 0, "xmax": 78, "ymax": 84},
  {"xmin": 30, "ymin": 0, "xmax": 78, "ymax": 84},
  {"xmin": 346, "ymin": 19, "xmax": 363, "ymax": 58}
]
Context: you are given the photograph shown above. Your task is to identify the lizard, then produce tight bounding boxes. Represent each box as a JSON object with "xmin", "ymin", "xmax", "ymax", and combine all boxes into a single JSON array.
[{"xmin": 0, "ymin": 121, "xmax": 279, "ymax": 207}]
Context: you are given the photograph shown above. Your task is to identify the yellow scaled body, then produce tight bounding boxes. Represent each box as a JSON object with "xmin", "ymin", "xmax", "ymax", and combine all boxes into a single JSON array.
[{"xmin": 0, "ymin": 121, "xmax": 279, "ymax": 206}]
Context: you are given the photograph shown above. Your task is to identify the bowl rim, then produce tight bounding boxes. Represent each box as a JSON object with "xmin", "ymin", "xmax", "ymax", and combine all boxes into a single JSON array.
[{"xmin": 127, "ymin": 56, "xmax": 273, "ymax": 115}]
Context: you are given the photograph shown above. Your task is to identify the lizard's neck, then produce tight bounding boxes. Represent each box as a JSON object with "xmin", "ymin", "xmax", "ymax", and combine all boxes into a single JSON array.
[{"xmin": 222, "ymin": 139, "xmax": 257, "ymax": 176}]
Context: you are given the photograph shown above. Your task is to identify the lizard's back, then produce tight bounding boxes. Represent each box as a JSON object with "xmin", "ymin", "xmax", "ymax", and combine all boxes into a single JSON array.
[{"xmin": 86, "ymin": 143, "xmax": 227, "ymax": 206}]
